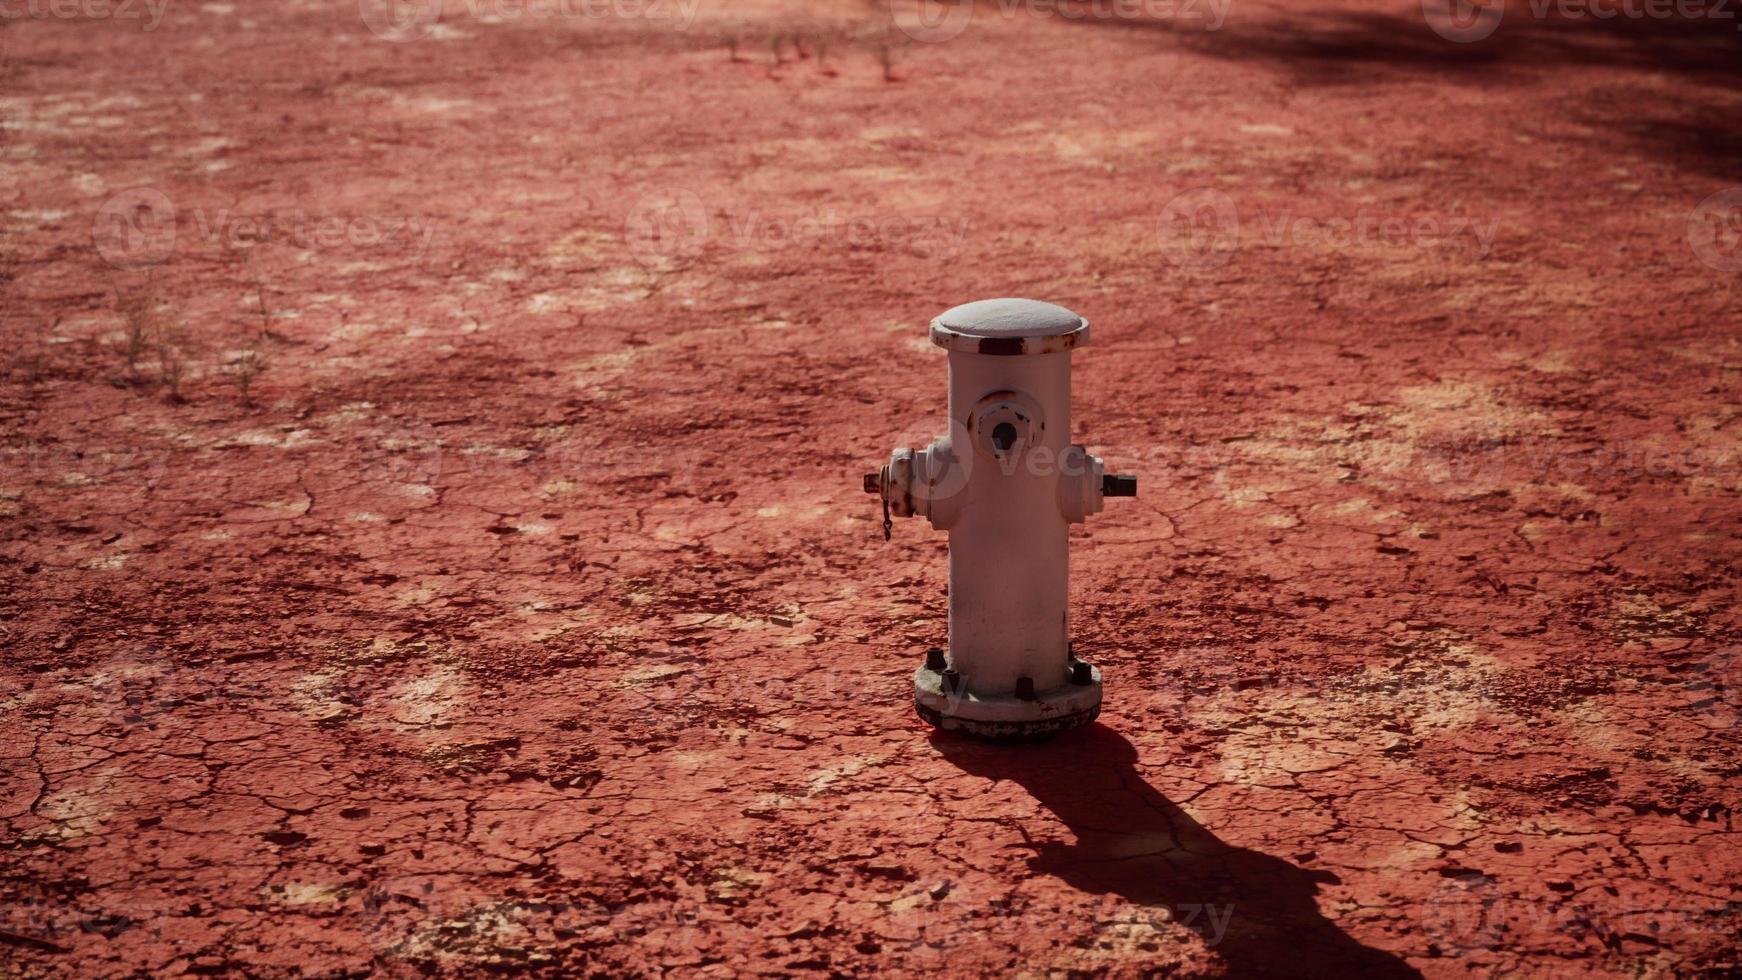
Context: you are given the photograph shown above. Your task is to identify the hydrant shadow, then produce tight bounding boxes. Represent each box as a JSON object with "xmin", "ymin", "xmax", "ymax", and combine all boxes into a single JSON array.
[{"xmin": 929, "ymin": 724, "xmax": 1420, "ymax": 978}]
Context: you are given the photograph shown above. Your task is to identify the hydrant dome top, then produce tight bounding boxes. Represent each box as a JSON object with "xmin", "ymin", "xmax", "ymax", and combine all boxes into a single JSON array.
[{"xmin": 930, "ymin": 298, "xmax": 1090, "ymax": 355}]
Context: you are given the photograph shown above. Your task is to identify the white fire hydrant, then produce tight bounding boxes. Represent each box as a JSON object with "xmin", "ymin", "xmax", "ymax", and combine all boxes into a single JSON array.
[{"xmin": 864, "ymin": 298, "xmax": 1136, "ymax": 739}]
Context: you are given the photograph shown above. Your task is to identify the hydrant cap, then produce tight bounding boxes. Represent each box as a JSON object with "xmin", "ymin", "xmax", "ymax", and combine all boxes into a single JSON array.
[{"xmin": 930, "ymin": 298, "xmax": 1090, "ymax": 356}]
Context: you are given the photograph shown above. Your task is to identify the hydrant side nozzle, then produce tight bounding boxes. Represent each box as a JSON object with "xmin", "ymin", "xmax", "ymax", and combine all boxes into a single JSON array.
[{"xmin": 1102, "ymin": 474, "xmax": 1138, "ymax": 497}]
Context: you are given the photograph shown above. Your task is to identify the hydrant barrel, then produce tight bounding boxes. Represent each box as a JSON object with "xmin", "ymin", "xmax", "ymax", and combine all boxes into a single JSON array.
[
  {"xmin": 865, "ymin": 298, "xmax": 1136, "ymax": 740},
  {"xmin": 942, "ymin": 342, "xmax": 1075, "ymax": 697}
]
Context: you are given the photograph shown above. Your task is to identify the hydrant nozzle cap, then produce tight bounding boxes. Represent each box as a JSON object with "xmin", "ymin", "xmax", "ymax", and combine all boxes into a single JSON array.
[{"xmin": 930, "ymin": 298, "xmax": 1089, "ymax": 356}]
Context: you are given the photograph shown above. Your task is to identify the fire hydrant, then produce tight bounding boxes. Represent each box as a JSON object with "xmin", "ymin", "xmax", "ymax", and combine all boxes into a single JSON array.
[{"xmin": 863, "ymin": 298, "xmax": 1137, "ymax": 739}]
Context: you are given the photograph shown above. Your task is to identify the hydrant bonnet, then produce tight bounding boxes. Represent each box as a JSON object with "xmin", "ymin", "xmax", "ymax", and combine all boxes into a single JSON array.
[{"xmin": 929, "ymin": 298, "xmax": 1090, "ymax": 355}]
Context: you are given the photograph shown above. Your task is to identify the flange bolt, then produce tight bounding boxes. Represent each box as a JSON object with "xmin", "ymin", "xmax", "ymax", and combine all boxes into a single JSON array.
[
  {"xmin": 1071, "ymin": 660, "xmax": 1094, "ymax": 686},
  {"xmin": 924, "ymin": 647, "xmax": 948, "ymax": 673}
]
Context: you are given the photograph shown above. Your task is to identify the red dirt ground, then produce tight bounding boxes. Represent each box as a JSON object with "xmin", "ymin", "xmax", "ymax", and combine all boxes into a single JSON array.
[{"xmin": 2, "ymin": 0, "xmax": 1740, "ymax": 975}]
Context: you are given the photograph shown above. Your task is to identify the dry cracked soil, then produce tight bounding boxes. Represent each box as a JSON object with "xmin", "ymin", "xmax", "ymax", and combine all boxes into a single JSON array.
[{"xmin": 1, "ymin": 0, "xmax": 1740, "ymax": 975}]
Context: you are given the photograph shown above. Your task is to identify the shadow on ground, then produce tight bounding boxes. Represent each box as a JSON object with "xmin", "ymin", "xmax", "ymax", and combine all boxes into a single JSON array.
[
  {"xmin": 1051, "ymin": 0, "xmax": 1742, "ymax": 180},
  {"xmin": 931, "ymin": 724, "xmax": 1421, "ymax": 977}
]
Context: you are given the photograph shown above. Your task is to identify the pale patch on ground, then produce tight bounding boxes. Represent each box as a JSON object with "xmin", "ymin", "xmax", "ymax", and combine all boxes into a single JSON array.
[
  {"xmin": 1223, "ymin": 421, "xmax": 1368, "ymax": 486},
  {"xmin": 1222, "ymin": 486, "xmax": 1273, "ymax": 509},
  {"xmin": 289, "ymin": 672, "xmax": 352, "ymax": 723},
  {"xmin": 857, "ymin": 125, "xmax": 926, "ymax": 143},
  {"xmin": 33, "ymin": 770, "xmax": 117, "ymax": 840},
  {"xmin": 1216, "ymin": 730, "xmax": 1353, "ymax": 788},
  {"xmin": 1608, "ymin": 591, "xmax": 1703, "ymax": 644},
  {"xmin": 1497, "ymin": 348, "xmax": 1578, "ymax": 374},
  {"xmin": 390, "ymin": 95, "xmax": 481, "ymax": 116},
  {"xmin": 622, "ymin": 664, "xmax": 693, "ymax": 687},
  {"xmin": 265, "ymin": 882, "xmax": 347, "ymax": 906},
  {"xmin": 242, "ymin": 498, "xmax": 312, "ymax": 517},
  {"xmin": 707, "ymin": 865, "xmax": 766, "ymax": 902},
  {"xmin": 1392, "ymin": 379, "xmax": 1555, "ymax": 443},
  {"xmin": 570, "ymin": 347, "xmax": 644, "ymax": 389},
  {"xmin": 836, "ymin": 166, "xmax": 925, "ymax": 188},
  {"xmin": 540, "ymin": 229, "xmax": 617, "ymax": 267},
  {"xmin": 224, "ymin": 428, "xmax": 317, "ymax": 449},
  {"xmin": 1194, "ymin": 631, "xmax": 1508, "ymax": 773},
  {"xmin": 1671, "ymin": 336, "xmax": 1742, "ymax": 369},
  {"xmin": 7, "ymin": 210, "xmax": 69, "ymax": 228},
  {"xmin": 387, "ymin": 667, "xmax": 468, "ymax": 728},
  {"xmin": 806, "ymin": 754, "xmax": 884, "ymax": 796},
  {"xmin": 743, "ymin": 755, "xmax": 887, "ymax": 816},
  {"xmin": 1319, "ymin": 496, "xmax": 1409, "ymax": 526},
  {"xmin": 753, "ymin": 504, "xmax": 830, "ymax": 522},
  {"xmin": 396, "ymin": 584, "xmax": 440, "ymax": 605}
]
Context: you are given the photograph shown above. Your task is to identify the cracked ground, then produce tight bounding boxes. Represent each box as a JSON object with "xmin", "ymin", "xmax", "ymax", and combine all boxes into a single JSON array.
[{"xmin": 2, "ymin": 0, "xmax": 1741, "ymax": 975}]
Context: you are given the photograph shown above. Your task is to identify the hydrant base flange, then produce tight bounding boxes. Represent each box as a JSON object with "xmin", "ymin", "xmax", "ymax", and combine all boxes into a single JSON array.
[{"xmin": 913, "ymin": 662, "xmax": 1103, "ymax": 741}]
